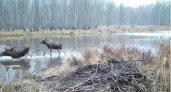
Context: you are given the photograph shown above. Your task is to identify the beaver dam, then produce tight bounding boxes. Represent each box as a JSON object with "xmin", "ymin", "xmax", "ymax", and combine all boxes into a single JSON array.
[{"xmin": 31, "ymin": 59, "xmax": 149, "ymax": 92}]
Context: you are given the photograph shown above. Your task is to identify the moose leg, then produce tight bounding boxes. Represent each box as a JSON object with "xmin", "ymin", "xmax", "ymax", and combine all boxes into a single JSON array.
[
  {"xmin": 50, "ymin": 49, "xmax": 52, "ymax": 57},
  {"xmin": 61, "ymin": 49, "xmax": 66, "ymax": 56},
  {"xmin": 58, "ymin": 50, "xmax": 60, "ymax": 56},
  {"xmin": 44, "ymin": 50, "xmax": 46, "ymax": 56},
  {"xmin": 43, "ymin": 49, "xmax": 48, "ymax": 56}
]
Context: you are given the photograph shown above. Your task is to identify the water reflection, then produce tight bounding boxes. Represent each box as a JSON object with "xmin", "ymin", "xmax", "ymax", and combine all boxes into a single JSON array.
[
  {"xmin": 47, "ymin": 56, "xmax": 63, "ymax": 67},
  {"xmin": 1, "ymin": 59, "xmax": 30, "ymax": 71},
  {"xmin": 0, "ymin": 59, "xmax": 30, "ymax": 81}
]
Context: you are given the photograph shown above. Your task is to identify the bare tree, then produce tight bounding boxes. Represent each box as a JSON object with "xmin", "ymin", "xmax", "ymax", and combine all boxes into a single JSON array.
[{"xmin": 0, "ymin": 0, "xmax": 170, "ymax": 30}]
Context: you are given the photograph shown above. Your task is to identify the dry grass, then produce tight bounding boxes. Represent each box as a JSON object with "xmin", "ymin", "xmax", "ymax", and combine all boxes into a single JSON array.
[
  {"xmin": 67, "ymin": 54, "xmax": 83, "ymax": 66},
  {"xmin": 81, "ymin": 47, "xmax": 101, "ymax": 64},
  {"xmin": 101, "ymin": 42, "xmax": 140, "ymax": 60},
  {"xmin": 140, "ymin": 50, "xmax": 156, "ymax": 65},
  {"xmin": 152, "ymin": 38, "xmax": 170, "ymax": 91},
  {"xmin": 37, "ymin": 54, "xmax": 84, "ymax": 78},
  {"xmin": 0, "ymin": 78, "xmax": 40, "ymax": 92},
  {"xmin": 155, "ymin": 38, "xmax": 170, "ymax": 66},
  {"xmin": 37, "ymin": 63, "xmax": 78, "ymax": 78},
  {"xmin": 0, "ymin": 83, "xmax": 16, "ymax": 92},
  {"xmin": 14, "ymin": 79, "xmax": 40, "ymax": 92},
  {"xmin": 97, "ymin": 25, "xmax": 170, "ymax": 32}
]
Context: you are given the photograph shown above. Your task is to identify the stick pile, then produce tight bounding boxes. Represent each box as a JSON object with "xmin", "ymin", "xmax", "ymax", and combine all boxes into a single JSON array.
[{"xmin": 54, "ymin": 59, "xmax": 150, "ymax": 92}]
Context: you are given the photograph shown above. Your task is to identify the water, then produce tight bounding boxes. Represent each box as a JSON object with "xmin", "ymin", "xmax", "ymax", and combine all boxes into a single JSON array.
[{"xmin": 0, "ymin": 31, "xmax": 170, "ymax": 81}]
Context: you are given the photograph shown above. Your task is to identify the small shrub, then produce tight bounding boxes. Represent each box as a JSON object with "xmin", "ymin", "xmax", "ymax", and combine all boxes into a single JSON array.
[
  {"xmin": 140, "ymin": 50, "xmax": 156, "ymax": 65},
  {"xmin": 81, "ymin": 47, "xmax": 101, "ymax": 64},
  {"xmin": 67, "ymin": 54, "xmax": 82, "ymax": 66},
  {"xmin": 101, "ymin": 43, "xmax": 141, "ymax": 60}
]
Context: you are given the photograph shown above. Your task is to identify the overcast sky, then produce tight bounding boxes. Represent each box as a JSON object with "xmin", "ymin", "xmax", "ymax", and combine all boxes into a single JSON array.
[{"xmin": 112, "ymin": 0, "xmax": 169, "ymax": 7}]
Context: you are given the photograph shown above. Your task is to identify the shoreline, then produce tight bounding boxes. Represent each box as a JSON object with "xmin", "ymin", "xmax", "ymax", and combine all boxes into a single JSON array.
[{"xmin": 0, "ymin": 25, "xmax": 170, "ymax": 37}]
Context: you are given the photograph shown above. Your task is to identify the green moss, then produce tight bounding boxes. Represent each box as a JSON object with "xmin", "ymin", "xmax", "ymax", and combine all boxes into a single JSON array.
[
  {"xmin": 61, "ymin": 31, "xmax": 70, "ymax": 35},
  {"xmin": 101, "ymin": 30, "xmax": 110, "ymax": 33}
]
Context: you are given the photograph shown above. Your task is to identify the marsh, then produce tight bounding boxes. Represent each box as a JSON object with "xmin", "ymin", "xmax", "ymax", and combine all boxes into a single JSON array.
[{"xmin": 0, "ymin": 31, "xmax": 170, "ymax": 81}]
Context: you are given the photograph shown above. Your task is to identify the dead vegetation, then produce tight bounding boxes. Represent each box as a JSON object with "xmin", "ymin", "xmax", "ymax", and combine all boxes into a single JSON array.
[
  {"xmin": 81, "ymin": 47, "xmax": 101, "ymax": 64},
  {"xmin": 97, "ymin": 25, "xmax": 170, "ymax": 32},
  {"xmin": 101, "ymin": 43, "xmax": 140, "ymax": 61},
  {"xmin": 43, "ymin": 59, "xmax": 150, "ymax": 92},
  {"xmin": 67, "ymin": 54, "xmax": 83, "ymax": 66}
]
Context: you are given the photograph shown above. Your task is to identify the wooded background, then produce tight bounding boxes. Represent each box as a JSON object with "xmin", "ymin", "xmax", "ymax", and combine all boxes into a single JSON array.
[{"xmin": 0, "ymin": 0, "xmax": 170, "ymax": 30}]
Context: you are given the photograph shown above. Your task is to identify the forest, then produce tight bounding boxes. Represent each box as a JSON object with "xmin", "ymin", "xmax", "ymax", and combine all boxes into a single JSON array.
[{"xmin": 0, "ymin": 0, "xmax": 170, "ymax": 30}]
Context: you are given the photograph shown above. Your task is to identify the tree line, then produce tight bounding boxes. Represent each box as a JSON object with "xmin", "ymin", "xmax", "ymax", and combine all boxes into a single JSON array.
[{"xmin": 0, "ymin": 0, "xmax": 170, "ymax": 30}]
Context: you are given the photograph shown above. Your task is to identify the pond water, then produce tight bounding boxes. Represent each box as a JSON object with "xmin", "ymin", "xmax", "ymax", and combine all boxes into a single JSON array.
[{"xmin": 0, "ymin": 31, "xmax": 170, "ymax": 81}]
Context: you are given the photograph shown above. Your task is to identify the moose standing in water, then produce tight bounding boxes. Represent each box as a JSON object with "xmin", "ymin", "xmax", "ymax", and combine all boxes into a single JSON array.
[
  {"xmin": 0, "ymin": 45, "xmax": 30, "ymax": 58},
  {"xmin": 40, "ymin": 37, "xmax": 66, "ymax": 56}
]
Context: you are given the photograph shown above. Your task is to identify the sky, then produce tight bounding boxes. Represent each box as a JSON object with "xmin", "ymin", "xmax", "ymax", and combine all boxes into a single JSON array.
[{"xmin": 111, "ymin": 0, "xmax": 169, "ymax": 7}]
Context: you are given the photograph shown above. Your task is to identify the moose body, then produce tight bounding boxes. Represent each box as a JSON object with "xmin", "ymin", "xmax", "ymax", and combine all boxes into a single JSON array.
[
  {"xmin": 0, "ymin": 45, "xmax": 30, "ymax": 58},
  {"xmin": 41, "ymin": 37, "xmax": 66, "ymax": 56}
]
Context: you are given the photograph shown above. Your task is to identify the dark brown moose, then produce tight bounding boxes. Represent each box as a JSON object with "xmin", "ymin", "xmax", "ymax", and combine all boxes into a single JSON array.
[
  {"xmin": 0, "ymin": 45, "xmax": 30, "ymax": 58},
  {"xmin": 40, "ymin": 37, "xmax": 66, "ymax": 56}
]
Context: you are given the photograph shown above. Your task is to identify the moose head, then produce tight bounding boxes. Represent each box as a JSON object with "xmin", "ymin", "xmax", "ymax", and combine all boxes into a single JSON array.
[{"xmin": 40, "ymin": 37, "xmax": 48, "ymax": 45}]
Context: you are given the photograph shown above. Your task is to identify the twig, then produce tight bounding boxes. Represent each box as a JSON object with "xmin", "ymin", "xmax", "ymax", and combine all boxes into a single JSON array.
[
  {"xmin": 29, "ymin": 69, "xmax": 36, "ymax": 77},
  {"xmin": 64, "ymin": 78, "xmax": 90, "ymax": 92},
  {"xmin": 0, "ymin": 79, "xmax": 13, "ymax": 91},
  {"xmin": 117, "ymin": 84, "xmax": 122, "ymax": 92},
  {"xmin": 132, "ymin": 75, "xmax": 146, "ymax": 92}
]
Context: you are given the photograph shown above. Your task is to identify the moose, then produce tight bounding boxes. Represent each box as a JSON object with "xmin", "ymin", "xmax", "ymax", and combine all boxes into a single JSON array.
[
  {"xmin": 0, "ymin": 45, "xmax": 30, "ymax": 58},
  {"xmin": 40, "ymin": 37, "xmax": 66, "ymax": 56}
]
